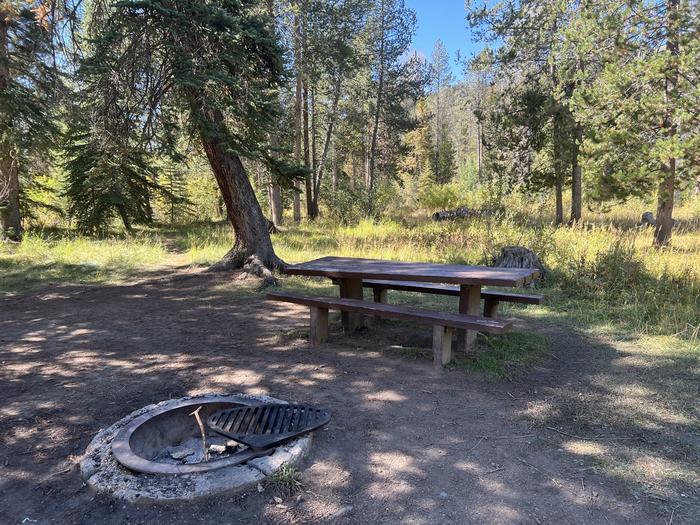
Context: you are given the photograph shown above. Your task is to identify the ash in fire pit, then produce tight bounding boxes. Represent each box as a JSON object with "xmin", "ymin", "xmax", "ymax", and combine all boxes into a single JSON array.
[
  {"xmin": 153, "ymin": 435, "xmax": 239, "ymax": 465},
  {"xmin": 80, "ymin": 393, "xmax": 327, "ymax": 501}
]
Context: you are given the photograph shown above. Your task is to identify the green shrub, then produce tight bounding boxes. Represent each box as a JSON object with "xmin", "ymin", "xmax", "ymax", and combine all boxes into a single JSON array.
[{"xmin": 418, "ymin": 183, "xmax": 462, "ymax": 212}]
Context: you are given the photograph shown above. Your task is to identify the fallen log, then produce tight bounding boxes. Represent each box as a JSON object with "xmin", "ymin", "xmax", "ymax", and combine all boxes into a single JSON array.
[{"xmin": 432, "ymin": 206, "xmax": 495, "ymax": 222}]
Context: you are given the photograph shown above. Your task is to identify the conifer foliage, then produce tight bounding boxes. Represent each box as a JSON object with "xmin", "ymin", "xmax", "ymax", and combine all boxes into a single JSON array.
[
  {"xmin": 0, "ymin": 2, "xmax": 64, "ymax": 240},
  {"xmin": 65, "ymin": 0, "xmax": 299, "ymax": 268},
  {"xmin": 62, "ymin": 126, "xmax": 162, "ymax": 234}
]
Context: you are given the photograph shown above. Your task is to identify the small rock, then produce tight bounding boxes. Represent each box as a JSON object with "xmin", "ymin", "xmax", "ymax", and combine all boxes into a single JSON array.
[
  {"xmin": 639, "ymin": 211, "xmax": 656, "ymax": 227},
  {"xmin": 274, "ymin": 496, "xmax": 283, "ymax": 504},
  {"xmin": 257, "ymin": 483, "xmax": 264, "ymax": 493},
  {"xmin": 326, "ymin": 505, "xmax": 353, "ymax": 520},
  {"xmin": 209, "ymin": 444, "xmax": 226, "ymax": 454},
  {"xmin": 439, "ymin": 491, "xmax": 448, "ymax": 499}
]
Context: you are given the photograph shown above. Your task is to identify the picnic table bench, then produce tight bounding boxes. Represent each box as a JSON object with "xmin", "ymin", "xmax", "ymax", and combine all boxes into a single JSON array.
[
  {"xmin": 267, "ymin": 256, "xmax": 541, "ymax": 368},
  {"xmin": 357, "ymin": 279, "xmax": 543, "ymax": 318}
]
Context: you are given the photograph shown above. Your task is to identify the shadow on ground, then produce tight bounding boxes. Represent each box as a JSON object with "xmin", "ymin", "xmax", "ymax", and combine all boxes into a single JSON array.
[{"xmin": 0, "ymin": 273, "xmax": 697, "ymax": 524}]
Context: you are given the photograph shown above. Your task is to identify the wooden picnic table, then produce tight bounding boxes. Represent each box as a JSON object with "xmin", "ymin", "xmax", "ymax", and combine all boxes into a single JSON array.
[{"xmin": 284, "ymin": 256, "xmax": 540, "ymax": 351}]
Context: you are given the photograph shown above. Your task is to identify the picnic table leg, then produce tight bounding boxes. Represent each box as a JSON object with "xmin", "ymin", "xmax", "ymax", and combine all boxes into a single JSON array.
[
  {"xmin": 309, "ymin": 306, "xmax": 329, "ymax": 345},
  {"xmin": 339, "ymin": 277, "xmax": 364, "ymax": 332},
  {"xmin": 372, "ymin": 286, "xmax": 388, "ymax": 324},
  {"xmin": 458, "ymin": 284, "xmax": 482, "ymax": 354}
]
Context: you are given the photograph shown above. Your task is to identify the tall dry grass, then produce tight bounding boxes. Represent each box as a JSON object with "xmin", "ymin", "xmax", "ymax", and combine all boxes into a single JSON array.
[{"xmin": 3, "ymin": 196, "xmax": 699, "ymax": 341}]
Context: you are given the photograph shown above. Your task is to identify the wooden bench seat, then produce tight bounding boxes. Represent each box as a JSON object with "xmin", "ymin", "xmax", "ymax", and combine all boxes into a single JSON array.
[
  {"xmin": 266, "ymin": 291, "xmax": 512, "ymax": 368},
  {"xmin": 359, "ymin": 279, "xmax": 543, "ymax": 318}
]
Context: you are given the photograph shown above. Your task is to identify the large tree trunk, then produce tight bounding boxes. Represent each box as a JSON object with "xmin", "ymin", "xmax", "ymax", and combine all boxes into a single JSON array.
[
  {"xmin": 569, "ymin": 122, "xmax": 583, "ymax": 224},
  {"xmin": 303, "ymin": 80, "xmax": 313, "ymax": 218},
  {"xmin": 310, "ymin": 85, "xmax": 340, "ymax": 218},
  {"xmin": 292, "ymin": 13, "xmax": 303, "ymax": 224},
  {"xmin": 265, "ymin": 0, "xmax": 283, "ymax": 228},
  {"xmin": 0, "ymin": 17, "xmax": 21, "ymax": 241},
  {"xmin": 554, "ymin": 179, "xmax": 564, "ymax": 225},
  {"xmin": 196, "ymin": 105, "xmax": 283, "ymax": 271},
  {"xmin": 367, "ymin": 0, "xmax": 386, "ymax": 217},
  {"xmin": 654, "ymin": 0, "xmax": 679, "ymax": 247}
]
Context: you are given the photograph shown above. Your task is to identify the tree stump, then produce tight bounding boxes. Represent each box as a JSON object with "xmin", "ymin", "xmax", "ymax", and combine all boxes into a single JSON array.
[
  {"xmin": 492, "ymin": 246, "xmax": 546, "ymax": 278},
  {"xmin": 638, "ymin": 211, "xmax": 656, "ymax": 227}
]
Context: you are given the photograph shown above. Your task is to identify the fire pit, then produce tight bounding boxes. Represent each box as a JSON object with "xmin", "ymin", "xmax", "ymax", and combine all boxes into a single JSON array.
[{"xmin": 80, "ymin": 393, "xmax": 327, "ymax": 501}]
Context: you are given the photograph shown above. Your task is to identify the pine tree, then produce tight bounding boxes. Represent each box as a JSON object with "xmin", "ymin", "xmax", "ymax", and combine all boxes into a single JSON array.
[
  {"xmin": 291, "ymin": 0, "xmax": 367, "ymax": 219},
  {"xmin": 466, "ymin": 0, "xmax": 581, "ymax": 223},
  {"xmin": 63, "ymin": 122, "xmax": 162, "ymax": 234},
  {"xmin": 400, "ymin": 99, "xmax": 436, "ymax": 193},
  {"xmin": 0, "ymin": 2, "xmax": 66, "ymax": 240},
  {"xmin": 430, "ymin": 39, "xmax": 454, "ymax": 184},
  {"xmin": 435, "ymin": 126, "xmax": 456, "ymax": 184},
  {"xmin": 160, "ymin": 166, "xmax": 190, "ymax": 224},
  {"xmin": 570, "ymin": 0, "xmax": 700, "ymax": 246},
  {"xmin": 62, "ymin": 77, "xmax": 174, "ymax": 233},
  {"xmin": 365, "ymin": 0, "xmax": 419, "ymax": 215},
  {"xmin": 67, "ymin": 0, "xmax": 303, "ymax": 270}
]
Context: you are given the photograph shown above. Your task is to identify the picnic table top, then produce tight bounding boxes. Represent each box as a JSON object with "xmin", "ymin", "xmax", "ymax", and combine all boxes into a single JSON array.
[{"xmin": 284, "ymin": 256, "xmax": 540, "ymax": 287}]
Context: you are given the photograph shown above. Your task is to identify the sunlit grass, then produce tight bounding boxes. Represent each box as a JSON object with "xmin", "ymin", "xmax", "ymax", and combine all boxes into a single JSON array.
[
  {"xmin": 3, "ymin": 197, "xmax": 699, "ymax": 344},
  {"xmin": 454, "ymin": 331, "xmax": 550, "ymax": 379},
  {"xmin": 0, "ymin": 232, "xmax": 169, "ymax": 294},
  {"xmin": 171, "ymin": 199, "xmax": 699, "ymax": 343}
]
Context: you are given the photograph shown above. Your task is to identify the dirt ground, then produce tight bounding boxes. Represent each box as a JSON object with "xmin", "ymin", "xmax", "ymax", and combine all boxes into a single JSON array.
[{"xmin": 1, "ymin": 272, "xmax": 697, "ymax": 524}]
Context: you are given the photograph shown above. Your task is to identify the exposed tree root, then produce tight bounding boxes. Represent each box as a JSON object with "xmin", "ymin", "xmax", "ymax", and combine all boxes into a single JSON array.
[
  {"xmin": 241, "ymin": 255, "xmax": 279, "ymax": 287},
  {"xmin": 208, "ymin": 247, "xmax": 285, "ymax": 288}
]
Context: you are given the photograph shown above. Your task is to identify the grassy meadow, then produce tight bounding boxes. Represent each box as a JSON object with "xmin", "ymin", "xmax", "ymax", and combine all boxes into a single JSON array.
[
  {"xmin": 0, "ymin": 194, "xmax": 700, "ymax": 342},
  {"xmin": 3, "ymin": 193, "xmax": 698, "ymax": 380},
  {"xmin": 2, "ymin": 195, "xmax": 699, "ymax": 349}
]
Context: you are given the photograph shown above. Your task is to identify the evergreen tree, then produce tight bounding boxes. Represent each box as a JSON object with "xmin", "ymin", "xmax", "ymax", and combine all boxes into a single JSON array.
[
  {"xmin": 435, "ymin": 126, "xmax": 456, "ymax": 184},
  {"xmin": 399, "ymin": 99, "xmax": 436, "ymax": 193},
  {"xmin": 159, "ymin": 166, "xmax": 191, "ymax": 224},
  {"xmin": 570, "ymin": 0, "xmax": 700, "ymax": 246},
  {"xmin": 293, "ymin": 0, "xmax": 367, "ymax": 219},
  {"xmin": 67, "ymin": 0, "xmax": 303, "ymax": 270},
  {"xmin": 62, "ymin": 73, "xmax": 175, "ymax": 233},
  {"xmin": 0, "ymin": 2, "xmax": 68, "ymax": 240},
  {"xmin": 364, "ymin": 0, "xmax": 419, "ymax": 215},
  {"xmin": 466, "ymin": 0, "xmax": 582, "ymax": 223},
  {"xmin": 63, "ymin": 125, "xmax": 163, "ymax": 234},
  {"xmin": 430, "ymin": 39, "xmax": 454, "ymax": 183}
]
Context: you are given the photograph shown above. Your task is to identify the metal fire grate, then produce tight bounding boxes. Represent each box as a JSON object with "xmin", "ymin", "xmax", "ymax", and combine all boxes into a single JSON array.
[{"xmin": 207, "ymin": 404, "xmax": 331, "ymax": 450}]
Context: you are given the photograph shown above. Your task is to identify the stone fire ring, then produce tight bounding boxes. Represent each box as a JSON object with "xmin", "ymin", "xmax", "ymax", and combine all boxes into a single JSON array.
[{"xmin": 79, "ymin": 393, "xmax": 312, "ymax": 501}]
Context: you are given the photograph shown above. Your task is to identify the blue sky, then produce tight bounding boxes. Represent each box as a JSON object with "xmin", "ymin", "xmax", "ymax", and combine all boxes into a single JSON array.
[{"xmin": 405, "ymin": 0, "xmax": 483, "ymax": 80}]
